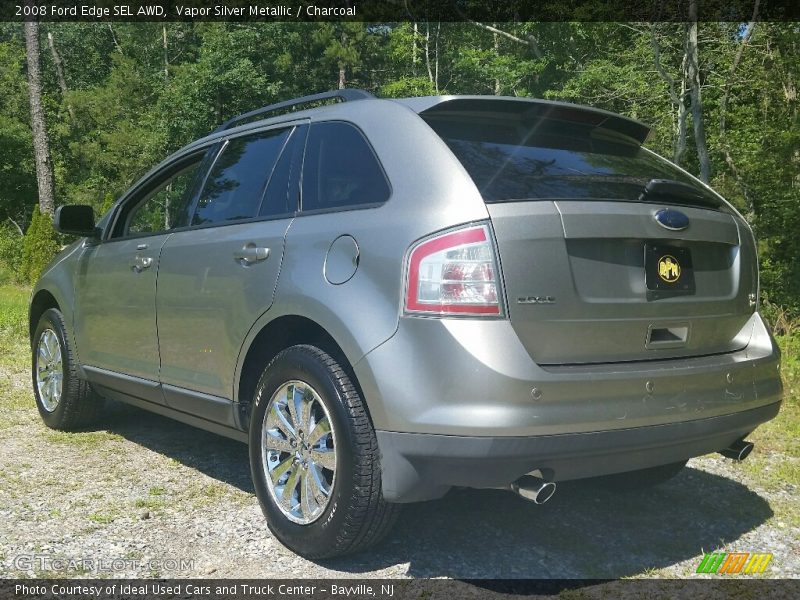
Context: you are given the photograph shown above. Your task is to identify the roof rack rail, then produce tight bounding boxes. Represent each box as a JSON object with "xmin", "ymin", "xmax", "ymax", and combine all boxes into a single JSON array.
[{"xmin": 214, "ymin": 88, "xmax": 374, "ymax": 133}]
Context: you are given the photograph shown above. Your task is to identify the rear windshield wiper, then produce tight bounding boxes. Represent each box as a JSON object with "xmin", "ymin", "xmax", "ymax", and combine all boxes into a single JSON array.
[{"xmin": 638, "ymin": 179, "xmax": 721, "ymax": 208}]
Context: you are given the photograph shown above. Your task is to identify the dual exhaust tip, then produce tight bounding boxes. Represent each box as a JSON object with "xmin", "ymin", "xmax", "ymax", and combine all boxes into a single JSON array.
[{"xmin": 507, "ymin": 439, "xmax": 753, "ymax": 505}]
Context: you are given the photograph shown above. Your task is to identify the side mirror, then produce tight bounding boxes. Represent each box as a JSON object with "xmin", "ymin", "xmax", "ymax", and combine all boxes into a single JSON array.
[{"xmin": 54, "ymin": 205, "xmax": 100, "ymax": 238}]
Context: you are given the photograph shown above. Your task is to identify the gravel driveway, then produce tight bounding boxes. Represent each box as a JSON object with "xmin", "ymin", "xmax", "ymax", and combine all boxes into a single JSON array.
[{"xmin": 1, "ymin": 370, "xmax": 798, "ymax": 580}]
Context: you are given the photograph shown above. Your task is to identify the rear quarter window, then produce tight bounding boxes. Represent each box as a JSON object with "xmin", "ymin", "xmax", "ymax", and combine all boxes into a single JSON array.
[{"xmin": 301, "ymin": 121, "xmax": 390, "ymax": 212}]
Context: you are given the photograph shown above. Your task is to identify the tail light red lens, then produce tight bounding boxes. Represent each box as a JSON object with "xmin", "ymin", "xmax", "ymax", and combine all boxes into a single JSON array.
[{"xmin": 405, "ymin": 224, "xmax": 504, "ymax": 316}]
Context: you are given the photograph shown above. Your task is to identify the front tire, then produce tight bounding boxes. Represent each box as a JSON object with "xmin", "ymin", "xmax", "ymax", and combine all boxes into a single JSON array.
[
  {"xmin": 32, "ymin": 308, "xmax": 103, "ymax": 430},
  {"xmin": 249, "ymin": 345, "xmax": 399, "ymax": 559}
]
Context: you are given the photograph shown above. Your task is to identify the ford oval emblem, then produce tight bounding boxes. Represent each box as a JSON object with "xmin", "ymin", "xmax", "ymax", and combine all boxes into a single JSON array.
[{"xmin": 654, "ymin": 208, "xmax": 689, "ymax": 231}]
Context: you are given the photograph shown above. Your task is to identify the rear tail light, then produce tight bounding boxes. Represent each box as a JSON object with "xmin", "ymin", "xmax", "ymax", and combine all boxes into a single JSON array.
[{"xmin": 405, "ymin": 224, "xmax": 504, "ymax": 316}]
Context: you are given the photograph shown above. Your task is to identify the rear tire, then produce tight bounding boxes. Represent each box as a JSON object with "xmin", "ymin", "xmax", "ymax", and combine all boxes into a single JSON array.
[
  {"xmin": 589, "ymin": 460, "xmax": 688, "ymax": 491},
  {"xmin": 32, "ymin": 308, "xmax": 103, "ymax": 430},
  {"xmin": 249, "ymin": 344, "xmax": 399, "ymax": 559}
]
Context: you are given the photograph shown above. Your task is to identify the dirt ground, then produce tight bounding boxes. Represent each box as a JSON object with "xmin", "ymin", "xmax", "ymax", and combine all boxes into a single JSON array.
[{"xmin": 1, "ymin": 397, "xmax": 797, "ymax": 580}]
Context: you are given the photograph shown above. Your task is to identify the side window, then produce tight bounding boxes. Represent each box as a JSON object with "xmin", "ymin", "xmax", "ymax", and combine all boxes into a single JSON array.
[
  {"xmin": 125, "ymin": 160, "xmax": 203, "ymax": 237},
  {"xmin": 192, "ymin": 128, "xmax": 291, "ymax": 226},
  {"xmin": 301, "ymin": 122, "xmax": 390, "ymax": 212},
  {"xmin": 260, "ymin": 125, "xmax": 306, "ymax": 217}
]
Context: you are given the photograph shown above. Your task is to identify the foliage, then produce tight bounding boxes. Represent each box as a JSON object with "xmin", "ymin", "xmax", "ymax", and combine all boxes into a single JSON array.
[
  {"xmin": 0, "ymin": 21, "xmax": 797, "ymax": 314},
  {"xmin": 0, "ymin": 281, "xmax": 28, "ymax": 338},
  {"xmin": 0, "ymin": 224, "xmax": 25, "ymax": 283},
  {"xmin": 20, "ymin": 204, "xmax": 61, "ymax": 284},
  {"xmin": 0, "ymin": 40, "xmax": 37, "ymax": 225},
  {"xmin": 761, "ymin": 296, "xmax": 800, "ymax": 337}
]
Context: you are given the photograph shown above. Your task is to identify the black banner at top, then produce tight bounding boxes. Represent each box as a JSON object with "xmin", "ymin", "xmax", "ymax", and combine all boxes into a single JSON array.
[{"xmin": 3, "ymin": 0, "xmax": 800, "ymax": 23}]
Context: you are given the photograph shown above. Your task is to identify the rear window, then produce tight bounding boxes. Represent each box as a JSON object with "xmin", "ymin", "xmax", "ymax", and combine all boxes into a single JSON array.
[{"xmin": 425, "ymin": 117, "xmax": 720, "ymax": 207}]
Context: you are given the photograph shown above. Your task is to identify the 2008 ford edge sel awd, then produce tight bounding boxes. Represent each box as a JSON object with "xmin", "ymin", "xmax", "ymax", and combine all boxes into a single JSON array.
[{"xmin": 30, "ymin": 90, "xmax": 782, "ymax": 558}]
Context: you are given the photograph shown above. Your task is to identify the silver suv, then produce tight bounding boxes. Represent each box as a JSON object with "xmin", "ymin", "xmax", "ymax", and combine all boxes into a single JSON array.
[{"xmin": 30, "ymin": 90, "xmax": 782, "ymax": 558}]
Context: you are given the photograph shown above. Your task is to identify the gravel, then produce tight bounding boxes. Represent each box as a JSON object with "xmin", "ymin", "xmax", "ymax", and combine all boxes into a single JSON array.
[{"xmin": 1, "ymin": 395, "xmax": 798, "ymax": 580}]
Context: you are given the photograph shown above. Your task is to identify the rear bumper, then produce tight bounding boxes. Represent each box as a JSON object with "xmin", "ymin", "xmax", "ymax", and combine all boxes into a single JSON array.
[
  {"xmin": 354, "ymin": 312, "xmax": 782, "ymax": 502},
  {"xmin": 356, "ymin": 312, "xmax": 782, "ymax": 436},
  {"xmin": 377, "ymin": 401, "xmax": 781, "ymax": 502}
]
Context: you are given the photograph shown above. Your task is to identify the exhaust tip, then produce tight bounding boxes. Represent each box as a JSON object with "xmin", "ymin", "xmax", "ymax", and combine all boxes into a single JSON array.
[
  {"xmin": 511, "ymin": 475, "xmax": 557, "ymax": 505},
  {"xmin": 533, "ymin": 481, "xmax": 557, "ymax": 505},
  {"xmin": 719, "ymin": 440, "xmax": 754, "ymax": 461}
]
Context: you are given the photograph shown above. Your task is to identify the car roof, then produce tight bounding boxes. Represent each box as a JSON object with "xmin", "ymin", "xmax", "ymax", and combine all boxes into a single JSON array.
[
  {"xmin": 138, "ymin": 93, "xmax": 650, "ymax": 202},
  {"xmin": 183, "ymin": 93, "xmax": 651, "ymax": 151}
]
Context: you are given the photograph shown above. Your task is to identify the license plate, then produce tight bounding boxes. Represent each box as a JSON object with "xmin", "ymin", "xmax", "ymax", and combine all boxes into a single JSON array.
[{"xmin": 645, "ymin": 244, "xmax": 695, "ymax": 295}]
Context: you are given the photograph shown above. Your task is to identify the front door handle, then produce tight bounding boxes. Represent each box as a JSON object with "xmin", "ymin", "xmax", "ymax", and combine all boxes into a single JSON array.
[
  {"xmin": 234, "ymin": 244, "xmax": 270, "ymax": 265},
  {"xmin": 130, "ymin": 255, "xmax": 153, "ymax": 273}
]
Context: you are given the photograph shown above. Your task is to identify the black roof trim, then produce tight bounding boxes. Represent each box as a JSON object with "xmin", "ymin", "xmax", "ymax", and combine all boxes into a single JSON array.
[{"xmin": 214, "ymin": 89, "xmax": 374, "ymax": 133}]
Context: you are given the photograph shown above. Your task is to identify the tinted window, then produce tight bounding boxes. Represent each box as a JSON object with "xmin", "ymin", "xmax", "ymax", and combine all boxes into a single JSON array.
[
  {"xmin": 193, "ymin": 128, "xmax": 291, "ymax": 225},
  {"xmin": 126, "ymin": 160, "xmax": 202, "ymax": 237},
  {"xmin": 301, "ymin": 122, "xmax": 390, "ymax": 212},
  {"xmin": 426, "ymin": 117, "xmax": 718, "ymax": 206},
  {"xmin": 260, "ymin": 126, "xmax": 305, "ymax": 217}
]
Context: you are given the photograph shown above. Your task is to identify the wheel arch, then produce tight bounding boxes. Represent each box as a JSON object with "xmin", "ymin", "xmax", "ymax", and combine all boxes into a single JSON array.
[
  {"xmin": 235, "ymin": 314, "xmax": 367, "ymax": 431},
  {"xmin": 29, "ymin": 289, "xmax": 60, "ymax": 341}
]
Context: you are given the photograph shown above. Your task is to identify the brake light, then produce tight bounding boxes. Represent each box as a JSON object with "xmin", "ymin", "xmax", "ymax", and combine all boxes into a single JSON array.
[{"xmin": 405, "ymin": 224, "xmax": 503, "ymax": 316}]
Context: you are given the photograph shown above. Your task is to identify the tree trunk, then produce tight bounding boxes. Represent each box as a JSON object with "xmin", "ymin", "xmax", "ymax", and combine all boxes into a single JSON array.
[
  {"xmin": 338, "ymin": 30, "xmax": 347, "ymax": 89},
  {"xmin": 649, "ymin": 24, "xmax": 688, "ymax": 166},
  {"xmin": 464, "ymin": 20, "xmax": 543, "ymax": 59},
  {"xmin": 686, "ymin": 1, "xmax": 711, "ymax": 183},
  {"xmin": 493, "ymin": 27, "xmax": 501, "ymax": 95},
  {"xmin": 8, "ymin": 218, "xmax": 24, "ymax": 236},
  {"xmin": 720, "ymin": 0, "xmax": 760, "ymax": 216},
  {"xmin": 24, "ymin": 20, "xmax": 56, "ymax": 217},
  {"xmin": 46, "ymin": 31, "xmax": 75, "ymax": 122},
  {"xmin": 676, "ymin": 52, "xmax": 689, "ymax": 166},
  {"xmin": 434, "ymin": 22, "xmax": 440, "ymax": 93},
  {"xmin": 107, "ymin": 23, "xmax": 123, "ymax": 54},
  {"xmin": 162, "ymin": 25, "xmax": 169, "ymax": 80},
  {"xmin": 412, "ymin": 22, "xmax": 418, "ymax": 70},
  {"xmin": 424, "ymin": 22, "xmax": 434, "ymax": 87}
]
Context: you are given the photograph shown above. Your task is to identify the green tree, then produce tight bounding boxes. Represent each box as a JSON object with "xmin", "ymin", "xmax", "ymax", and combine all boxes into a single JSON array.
[
  {"xmin": 0, "ymin": 21, "xmax": 797, "ymax": 320},
  {"xmin": 21, "ymin": 204, "xmax": 61, "ymax": 283},
  {"xmin": 0, "ymin": 225, "xmax": 24, "ymax": 282}
]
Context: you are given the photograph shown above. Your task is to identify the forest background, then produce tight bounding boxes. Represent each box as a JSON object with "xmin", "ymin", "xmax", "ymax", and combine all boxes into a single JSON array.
[{"xmin": 0, "ymin": 18, "xmax": 797, "ymax": 327}]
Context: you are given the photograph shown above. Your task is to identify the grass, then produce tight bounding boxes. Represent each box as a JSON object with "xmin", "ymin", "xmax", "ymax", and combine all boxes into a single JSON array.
[
  {"xmin": 87, "ymin": 513, "xmax": 116, "ymax": 525},
  {"xmin": 0, "ymin": 281, "xmax": 33, "ymax": 429},
  {"xmin": 185, "ymin": 481, "xmax": 251, "ymax": 507},
  {"xmin": 743, "ymin": 334, "xmax": 800, "ymax": 458},
  {"xmin": 43, "ymin": 429, "xmax": 124, "ymax": 446},
  {"xmin": 134, "ymin": 498, "xmax": 167, "ymax": 511},
  {"xmin": 0, "ymin": 279, "xmax": 28, "ymax": 338}
]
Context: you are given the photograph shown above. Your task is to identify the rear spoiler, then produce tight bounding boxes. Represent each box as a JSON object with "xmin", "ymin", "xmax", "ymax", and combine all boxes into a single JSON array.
[{"xmin": 397, "ymin": 96, "xmax": 652, "ymax": 146}]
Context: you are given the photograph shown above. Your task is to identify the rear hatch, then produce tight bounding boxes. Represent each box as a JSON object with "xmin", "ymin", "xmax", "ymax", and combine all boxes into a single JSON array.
[{"xmin": 422, "ymin": 98, "xmax": 758, "ymax": 364}]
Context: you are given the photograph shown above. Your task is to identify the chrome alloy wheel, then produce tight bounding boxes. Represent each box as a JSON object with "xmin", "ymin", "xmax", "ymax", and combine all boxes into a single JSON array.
[
  {"xmin": 36, "ymin": 328, "xmax": 63, "ymax": 412},
  {"xmin": 261, "ymin": 380, "xmax": 337, "ymax": 525}
]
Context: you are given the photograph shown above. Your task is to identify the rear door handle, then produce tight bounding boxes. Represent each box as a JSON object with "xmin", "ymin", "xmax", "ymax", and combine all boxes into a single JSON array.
[
  {"xmin": 130, "ymin": 255, "xmax": 153, "ymax": 273},
  {"xmin": 234, "ymin": 244, "xmax": 270, "ymax": 265}
]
